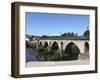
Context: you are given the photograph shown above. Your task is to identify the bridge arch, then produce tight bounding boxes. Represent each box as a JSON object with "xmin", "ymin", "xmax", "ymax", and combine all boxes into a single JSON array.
[
  {"xmin": 39, "ymin": 42, "xmax": 42, "ymax": 47},
  {"xmin": 64, "ymin": 42, "xmax": 80, "ymax": 60},
  {"xmin": 44, "ymin": 42, "xmax": 48, "ymax": 48},
  {"xmin": 84, "ymin": 42, "xmax": 89, "ymax": 54},
  {"xmin": 51, "ymin": 41, "xmax": 59, "ymax": 51},
  {"xmin": 37, "ymin": 39, "xmax": 89, "ymax": 55},
  {"xmin": 32, "ymin": 42, "xmax": 37, "ymax": 48}
]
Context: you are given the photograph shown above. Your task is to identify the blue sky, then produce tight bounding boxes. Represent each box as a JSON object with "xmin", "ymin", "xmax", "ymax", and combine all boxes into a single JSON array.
[{"xmin": 26, "ymin": 12, "xmax": 89, "ymax": 36}]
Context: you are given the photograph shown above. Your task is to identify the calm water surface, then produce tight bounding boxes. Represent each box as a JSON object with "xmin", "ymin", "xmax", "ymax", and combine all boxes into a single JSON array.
[{"xmin": 26, "ymin": 49, "xmax": 39, "ymax": 62}]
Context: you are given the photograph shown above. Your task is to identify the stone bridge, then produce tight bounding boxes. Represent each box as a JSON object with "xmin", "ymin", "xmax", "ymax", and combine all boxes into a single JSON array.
[{"xmin": 31, "ymin": 39, "xmax": 89, "ymax": 54}]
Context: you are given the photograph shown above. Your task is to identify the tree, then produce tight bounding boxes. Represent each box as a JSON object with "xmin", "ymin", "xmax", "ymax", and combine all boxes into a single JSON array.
[
  {"xmin": 26, "ymin": 41, "xmax": 30, "ymax": 48},
  {"xmin": 71, "ymin": 44, "xmax": 80, "ymax": 59},
  {"xmin": 61, "ymin": 33, "xmax": 68, "ymax": 37},
  {"xmin": 41, "ymin": 35, "xmax": 48, "ymax": 38},
  {"xmin": 83, "ymin": 29, "xmax": 89, "ymax": 39},
  {"xmin": 75, "ymin": 33, "xmax": 78, "ymax": 37},
  {"xmin": 71, "ymin": 32, "xmax": 74, "ymax": 37},
  {"xmin": 71, "ymin": 44, "xmax": 80, "ymax": 60},
  {"xmin": 67, "ymin": 32, "xmax": 71, "ymax": 37}
]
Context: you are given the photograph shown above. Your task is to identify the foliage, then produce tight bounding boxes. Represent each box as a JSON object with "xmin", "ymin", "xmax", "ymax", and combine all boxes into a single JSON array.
[
  {"xmin": 26, "ymin": 41, "xmax": 32, "ymax": 48},
  {"xmin": 83, "ymin": 30, "xmax": 89, "ymax": 39},
  {"xmin": 62, "ymin": 44, "xmax": 80, "ymax": 60},
  {"xmin": 71, "ymin": 44, "xmax": 80, "ymax": 60},
  {"xmin": 26, "ymin": 26, "xmax": 90, "ymax": 40}
]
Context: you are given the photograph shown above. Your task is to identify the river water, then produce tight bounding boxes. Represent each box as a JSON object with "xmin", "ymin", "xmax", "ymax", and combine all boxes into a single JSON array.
[{"xmin": 26, "ymin": 49, "xmax": 39, "ymax": 63}]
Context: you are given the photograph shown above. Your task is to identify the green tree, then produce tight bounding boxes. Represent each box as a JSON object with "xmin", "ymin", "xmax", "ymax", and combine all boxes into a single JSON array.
[
  {"xmin": 71, "ymin": 44, "xmax": 80, "ymax": 60},
  {"xmin": 83, "ymin": 29, "xmax": 89, "ymax": 39},
  {"xmin": 26, "ymin": 41, "xmax": 31, "ymax": 48},
  {"xmin": 61, "ymin": 33, "xmax": 68, "ymax": 37},
  {"xmin": 71, "ymin": 32, "xmax": 74, "ymax": 37},
  {"xmin": 75, "ymin": 33, "xmax": 78, "ymax": 37}
]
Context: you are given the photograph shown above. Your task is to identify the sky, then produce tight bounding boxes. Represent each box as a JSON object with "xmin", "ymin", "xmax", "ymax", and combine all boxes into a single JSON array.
[{"xmin": 26, "ymin": 12, "xmax": 89, "ymax": 36}]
